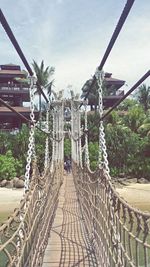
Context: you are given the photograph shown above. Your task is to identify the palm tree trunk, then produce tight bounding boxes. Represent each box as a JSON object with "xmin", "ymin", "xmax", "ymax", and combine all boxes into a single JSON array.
[{"xmin": 39, "ymin": 93, "xmax": 42, "ymax": 127}]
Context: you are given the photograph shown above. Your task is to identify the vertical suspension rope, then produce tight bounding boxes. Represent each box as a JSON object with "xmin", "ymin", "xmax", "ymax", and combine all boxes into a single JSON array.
[
  {"xmin": 51, "ymin": 109, "xmax": 55, "ymax": 172},
  {"xmin": 96, "ymin": 69, "xmax": 122, "ymax": 265},
  {"xmin": 24, "ymin": 76, "xmax": 36, "ymax": 192},
  {"xmin": 71, "ymin": 100, "xmax": 81, "ymax": 165},
  {"xmin": 56, "ymin": 109, "xmax": 59, "ymax": 162},
  {"xmin": 84, "ymin": 99, "xmax": 90, "ymax": 167},
  {"xmin": 95, "ymin": 69, "xmax": 110, "ymax": 174},
  {"xmin": 78, "ymin": 110, "xmax": 83, "ymax": 168},
  {"xmin": 60, "ymin": 101, "xmax": 64, "ymax": 163},
  {"xmin": 75, "ymin": 110, "xmax": 79, "ymax": 164},
  {"xmin": 51, "ymin": 100, "xmax": 64, "ymax": 170},
  {"xmin": 44, "ymin": 105, "xmax": 50, "ymax": 170},
  {"xmin": 71, "ymin": 100, "xmax": 75, "ymax": 162}
]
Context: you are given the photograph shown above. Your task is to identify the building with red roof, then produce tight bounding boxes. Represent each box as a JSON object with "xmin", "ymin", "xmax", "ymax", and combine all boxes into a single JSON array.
[{"xmin": 0, "ymin": 64, "xmax": 38, "ymax": 130}]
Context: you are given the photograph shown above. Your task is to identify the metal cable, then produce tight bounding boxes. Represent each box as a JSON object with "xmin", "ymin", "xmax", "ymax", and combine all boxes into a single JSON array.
[
  {"xmin": 80, "ymin": 0, "xmax": 135, "ymax": 107},
  {"xmin": 100, "ymin": 69, "xmax": 150, "ymax": 121},
  {"xmin": 0, "ymin": 9, "xmax": 49, "ymax": 103},
  {"xmin": 87, "ymin": 70, "xmax": 150, "ymax": 134},
  {"xmin": 0, "ymin": 97, "xmax": 31, "ymax": 124}
]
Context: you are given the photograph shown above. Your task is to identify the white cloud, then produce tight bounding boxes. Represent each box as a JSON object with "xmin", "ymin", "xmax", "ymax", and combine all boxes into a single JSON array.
[
  {"xmin": 0, "ymin": 0, "xmax": 149, "ymax": 97},
  {"xmin": 47, "ymin": 13, "xmax": 150, "ymax": 94}
]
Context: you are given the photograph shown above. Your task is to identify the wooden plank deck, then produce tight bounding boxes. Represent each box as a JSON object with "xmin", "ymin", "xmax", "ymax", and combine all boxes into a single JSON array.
[{"xmin": 42, "ymin": 173, "xmax": 98, "ymax": 267}]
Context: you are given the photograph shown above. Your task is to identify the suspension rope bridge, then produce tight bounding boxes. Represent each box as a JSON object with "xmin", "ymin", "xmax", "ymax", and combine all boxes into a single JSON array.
[{"xmin": 0, "ymin": 1, "xmax": 150, "ymax": 266}]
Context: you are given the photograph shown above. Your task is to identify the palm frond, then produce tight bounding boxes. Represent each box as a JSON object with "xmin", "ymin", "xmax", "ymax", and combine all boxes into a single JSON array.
[{"xmin": 46, "ymin": 80, "xmax": 54, "ymax": 97}]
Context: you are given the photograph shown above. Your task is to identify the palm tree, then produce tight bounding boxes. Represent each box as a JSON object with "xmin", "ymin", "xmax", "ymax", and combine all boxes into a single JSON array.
[
  {"xmin": 138, "ymin": 110, "xmax": 150, "ymax": 136},
  {"xmin": 123, "ymin": 105, "xmax": 146, "ymax": 132},
  {"xmin": 32, "ymin": 60, "xmax": 55, "ymax": 113},
  {"xmin": 136, "ymin": 84, "xmax": 150, "ymax": 112},
  {"xmin": 81, "ymin": 78, "xmax": 99, "ymax": 111}
]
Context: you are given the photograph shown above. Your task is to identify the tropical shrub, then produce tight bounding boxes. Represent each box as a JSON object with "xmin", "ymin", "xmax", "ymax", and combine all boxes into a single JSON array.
[
  {"xmin": 88, "ymin": 142, "xmax": 99, "ymax": 170},
  {"xmin": 64, "ymin": 139, "xmax": 71, "ymax": 160},
  {"xmin": 0, "ymin": 151, "xmax": 22, "ymax": 180},
  {"xmin": 87, "ymin": 109, "xmax": 150, "ymax": 179}
]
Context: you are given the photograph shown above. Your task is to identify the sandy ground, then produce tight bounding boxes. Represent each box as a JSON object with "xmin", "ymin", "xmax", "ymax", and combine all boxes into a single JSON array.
[
  {"xmin": 0, "ymin": 183, "xmax": 150, "ymax": 223},
  {"xmin": 117, "ymin": 183, "xmax": 150, "ymax": 212},
  {"xmin": 0, "ymin": 188, "xmax": 23, "ymax": 222}
]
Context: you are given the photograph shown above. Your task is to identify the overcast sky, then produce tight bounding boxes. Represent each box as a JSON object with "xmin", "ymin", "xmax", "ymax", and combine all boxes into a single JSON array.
[{"xmin": 0, "ymin": 0, "xmax": 150, "ymax": 96}]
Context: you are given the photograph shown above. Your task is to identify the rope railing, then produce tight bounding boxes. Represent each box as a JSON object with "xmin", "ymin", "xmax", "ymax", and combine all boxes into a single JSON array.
[
  {"xmin": 0, "ymin": 2, "xmax": 149, "ymax": 265},
  {"xmin": 73, "ymin": 163, "xmax": 150, "ymax": 267},
  {"xmin": 0, "ymin": 94, "xmax": 64, "ymax": 266},
  {"xmin": 0, "ymin": 162, "xmax": 63, "ymax": 267},
  {"xmin": 0, "ymin": 95, "xmax": 149, "ymax": 266},
  {"xmin": 70, "ymin": 91, "xmax": 150, "ymax": 267}
]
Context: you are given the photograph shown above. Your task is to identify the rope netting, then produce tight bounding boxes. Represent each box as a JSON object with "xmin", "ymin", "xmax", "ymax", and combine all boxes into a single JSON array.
[
  {"xmin": 72, "ymin": 163, "xmax": 150, "ymax": 267},
  {"xmin": 71, "ymin": 70, "xmax": 150, "ymax": 267},
  {"xmin": 0, "ymin": 163, "xmax": 63, "ymax": 266},
  {"xmin": 0, "ymin": 89, "xmax": 64, "ymax": 266},
  {"xmin": 0, "ymin": 89, "xmax": 150, "ymax": 266},
  {"xmin": 0, "ymin": 2, "xmax": 150, "ymax": 266}
]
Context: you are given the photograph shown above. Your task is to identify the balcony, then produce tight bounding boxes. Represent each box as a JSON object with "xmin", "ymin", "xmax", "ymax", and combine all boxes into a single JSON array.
[
  {"xmin": 0, "ymin": 83, "xmax": 29, "ymax": 101},
  {"xmin": 0, "ymin": 83, "xmax": 29, "ymax": 91}
]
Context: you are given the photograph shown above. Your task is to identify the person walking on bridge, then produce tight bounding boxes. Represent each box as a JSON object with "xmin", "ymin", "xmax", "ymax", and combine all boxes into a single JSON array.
[{"xmin": 66, "ymin": 158, "xmax": 71, "ymax": 173}]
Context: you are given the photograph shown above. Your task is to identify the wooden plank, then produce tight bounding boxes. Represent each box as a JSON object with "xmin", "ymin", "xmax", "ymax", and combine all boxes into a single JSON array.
[{"xmin": 42, "ymin": 174, "xmax": 98, "ymax": 266}]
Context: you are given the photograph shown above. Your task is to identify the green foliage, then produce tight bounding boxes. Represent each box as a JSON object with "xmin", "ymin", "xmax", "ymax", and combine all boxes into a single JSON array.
[
  {"xmin": 87, "ymin": 107, "xmax": 150, "ymax": 179},
  {"xmin": 106, "ymin": 111, "xmax": 121, "ymax": 125},
  {"xmin": 35, "ymin": 129, "xmax": 49, "ymax": 172},
  {"xmin": 88, "ymin": 142, "xmax": 99, "ymax": 170},
  {"xmin": 135, "ymin": 84, "xmax": 150, "ymax": 112},
  {"xmin": 64, "ymin": 139, "xmax": 71, "ymax": 160},
  {"xmin": 87, "ymin": 112, "xmax": 99, "ymax": 141},
  {"xmin": 10, "ymin": 124, "xmax": 29, "ymax": 168},
  {"xmin": 32, "ymin": 60, "xmax": 55, "ymax": 88},
  {"xmin": 110, "ymin": 167, "xmax": 119, "ymax": 177},
  {"xmin": 0, "ymin": 88, "xmax": 150, "ymax": 181},
  {"xmin": 0, "ymin": 151, "xmax": 22, "ymax": 180},
  {"xmin": 122, "ymin": 105, "xmax": 145, "ymax": 132},
  {"xmin": 0, "ymin": 132, "xmax": 12, "ymax": 154},
  {"xmin": 32, "ymin": 60, "xmax": 55, "ymax": 112},
  {"xmin": 118, "ymin": 98, "xmax": 138, "ymax": 111},
  {"xmin": 137, "ymin": 112, "xmax": 150, "ymax": 136},
  {"xmin": 0, "ymin": 126, "xmax": 29, "ymax": 178},
  {"xmin": 105, "ymin": 124, "xmax": 143, "ymax": 177},
  {"xmin": 0, "ymin": 124, "xmax": 50, "ymax": 179},
  {"xmin": 81, "ymin": 79, "xmax": 98, "ymax": 110}
]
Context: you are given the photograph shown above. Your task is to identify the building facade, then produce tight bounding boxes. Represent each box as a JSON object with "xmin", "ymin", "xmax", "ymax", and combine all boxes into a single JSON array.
[
  {"xmin": 0, "ymin": 64, "xmax": 37, "ymax": 130},
  {"xmin": 81, "ymin": 72, "xmax": 125, "ymax": 110}
]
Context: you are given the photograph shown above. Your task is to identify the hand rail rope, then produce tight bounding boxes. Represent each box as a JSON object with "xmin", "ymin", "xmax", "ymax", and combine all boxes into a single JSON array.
[
  {"xmin": 73, "ymin": 163, "xmax": 150, "ymax": 267},
  {"xmin": 0, "ymin": 99, "xmax": 64, "ymax": 266},
  {"xmin": 71, "ymin": 97, "xmax": 150, "ymax": 267},
  {"xmin": 0, "ymin": 1, "xmax": 150, "ymax": 265},
  {"xmin": 0, "ymin": 163, "xmax": 63, "ymax": 266}
]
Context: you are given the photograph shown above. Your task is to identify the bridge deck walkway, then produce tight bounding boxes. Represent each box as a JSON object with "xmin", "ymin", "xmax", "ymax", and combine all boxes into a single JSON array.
[{"xmin": 42, "ymin": 173, "xmax": 98, "ymax": 267}]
